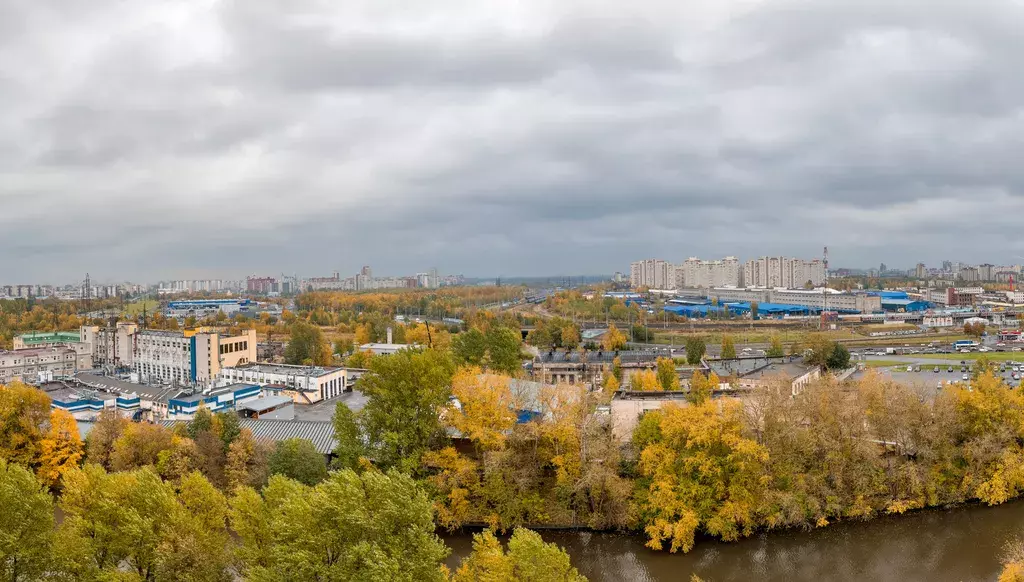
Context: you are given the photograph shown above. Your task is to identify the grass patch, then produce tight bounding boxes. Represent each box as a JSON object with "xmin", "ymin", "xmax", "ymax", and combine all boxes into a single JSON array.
[
  {"xmin": 914, "ymin": 352, "xmax": 1024, "ymax": 362},
  {"xmin": 861, "ymin": 360, "xmax": 913, "ymax": 368},
  {"xmin": 123, "ymin": 299, "xmax": 159, "ymax": 316},
  {"xmin": 861, "ymin": 323, "xmax": 919, "ymax": 333}
]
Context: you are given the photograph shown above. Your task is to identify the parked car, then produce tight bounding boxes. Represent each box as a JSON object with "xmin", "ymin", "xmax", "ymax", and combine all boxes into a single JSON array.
[
  {"xmin": 947, "ymin": 366, "xmax": 954, "ymax": 372},
  {"xmin": 906, "ymin": 365, "xmax": 914, "ymax": 372},
  {"xmin": 962, "ymin": 374, "xmax": 970, "ymax": 381},
  {"xmin": 914, "ymin": 365, "xmax": 921, "ymax": 372},
  {"xmin": 934, "ymin": 366, "xmax": 940, "ymax": 373}
]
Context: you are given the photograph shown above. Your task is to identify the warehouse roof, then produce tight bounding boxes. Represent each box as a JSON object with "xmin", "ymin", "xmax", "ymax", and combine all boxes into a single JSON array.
[
  {"xmin": 237, "ymin": 395, "xmax": 293, "ymax": 412},
  {"xmin": 160, "ymin": 419, "xmax": 336, "ymax": 454}
]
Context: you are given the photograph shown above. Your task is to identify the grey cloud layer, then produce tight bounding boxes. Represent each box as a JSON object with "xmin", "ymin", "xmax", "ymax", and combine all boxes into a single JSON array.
[{"xmin": 2, "ymin": 0, "xmax": 1023, "ymax": 282}]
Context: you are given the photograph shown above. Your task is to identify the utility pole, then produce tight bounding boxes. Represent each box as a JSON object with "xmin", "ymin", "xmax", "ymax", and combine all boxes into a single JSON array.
[{"xmin": 821, "ymin": 246, "xmax": 829, "ymax": 330}]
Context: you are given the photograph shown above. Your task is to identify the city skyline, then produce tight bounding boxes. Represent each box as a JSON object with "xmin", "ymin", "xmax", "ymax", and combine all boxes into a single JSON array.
[{"xmin": 5, "ymin": 2, "xmax": 1024, "ymax": 280}]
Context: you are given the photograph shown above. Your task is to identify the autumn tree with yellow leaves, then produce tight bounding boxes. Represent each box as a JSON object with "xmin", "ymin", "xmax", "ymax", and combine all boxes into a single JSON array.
[
  {"xmin": 601, "ymin": 325, "xmax": 627, "ymax": 352},
  {"xmin": 634, "ymin": 400, "xmax": 768, "ymax": 553},
  {"xmin": 37, "ymin": 409, "xmax": 84, "ymax": 489}
]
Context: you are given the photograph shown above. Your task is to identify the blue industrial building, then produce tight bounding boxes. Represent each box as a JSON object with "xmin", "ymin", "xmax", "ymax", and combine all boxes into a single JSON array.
[
  {"xmin": 880, "ymin": 298, "xmax": 931, "ymax": 312},
  {"xmin": 665, "ymin": 301, "xmax": 840, "ymax": 318},
  {"xmin": 167, "ymin": 298, "xmax": 254, "ymax": 310},
  {"xmin": 167, "ymin": 383, "xmax": 262, "ymax": 419}
]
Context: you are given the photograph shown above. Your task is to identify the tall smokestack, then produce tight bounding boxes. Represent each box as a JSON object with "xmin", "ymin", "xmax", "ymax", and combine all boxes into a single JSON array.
[{"xmin": 386, "ymin": 327, "xmax": 393, "ymax": 345}]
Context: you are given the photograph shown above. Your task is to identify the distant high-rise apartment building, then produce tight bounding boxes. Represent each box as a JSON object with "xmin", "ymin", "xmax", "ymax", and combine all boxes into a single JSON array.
[
  {"xmin": 915, "ymin": 263, "xmax": 926, "ymax": 279},
  {"xmin": 681, "ymin": 257, "xmax": 741, "ymax": 288},
  {"xmin": 629, "ymin": 259, "xmax": 672, "ymax": 289},
  {"xmin": 743, "ymin": 257, "xmax": 826, "ymax": 288}
]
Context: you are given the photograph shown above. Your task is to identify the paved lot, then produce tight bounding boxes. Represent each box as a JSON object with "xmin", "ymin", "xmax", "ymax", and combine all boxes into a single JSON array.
[{"xmin": 853, "ymin": 355, "xmax": 1024, "ymax": 390}]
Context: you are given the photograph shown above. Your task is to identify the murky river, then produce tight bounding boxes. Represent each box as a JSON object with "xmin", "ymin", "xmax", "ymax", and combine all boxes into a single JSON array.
[{"xmin": 444, "ymin": 499, "xmax": 1024, "ymax": 581}]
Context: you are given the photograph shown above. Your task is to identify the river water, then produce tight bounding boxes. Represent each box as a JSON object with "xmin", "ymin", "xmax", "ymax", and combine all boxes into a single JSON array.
[{"xmin": 443, "ymin": 499, "xmax": 1024, "ymax": 581}]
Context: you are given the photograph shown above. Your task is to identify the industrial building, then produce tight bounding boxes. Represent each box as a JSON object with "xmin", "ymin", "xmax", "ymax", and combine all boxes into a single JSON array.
[
  {"xmin": 706, "ymin": 288, "xmax": 882, "ymax": 314},
  {"xmin": 0, "ymin": 346, "xmax": 92, "ymax": 384},
  {"xmin": 13, "ymin": 331, "xmax": 84, "ymax": 350},
  {"xmin": 165, "ymin": 298, "xmax": 255, "ymax": 320},
  {"xmin": 75, "ymin": 372, "xmax": 179, "ymax": 421},
  {"xmin": 159, "ymin": 418, "xmax": 338, "ymax": 455},
  {"xmin": 165, "ymin": 382, "xmax": 262, "ymax": 420},
  {"xmin": 81, "ymin": 324, "xmax": 256, "ymax": 386},
  {"xmin": 217, "ymin": 362, "xmax": 354, "ymax": 404}
]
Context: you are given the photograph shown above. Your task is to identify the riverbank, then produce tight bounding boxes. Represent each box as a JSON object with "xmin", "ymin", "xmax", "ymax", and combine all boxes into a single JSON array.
[{"xmin": 444, "ymin": 498, "xmax": 1024, "ymax": 581}]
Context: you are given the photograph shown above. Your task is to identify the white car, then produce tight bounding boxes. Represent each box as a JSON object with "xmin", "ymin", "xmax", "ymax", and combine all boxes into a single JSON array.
[{"xmin": 962, "ymin": 374, "xmax": 969, "ymax": 381}]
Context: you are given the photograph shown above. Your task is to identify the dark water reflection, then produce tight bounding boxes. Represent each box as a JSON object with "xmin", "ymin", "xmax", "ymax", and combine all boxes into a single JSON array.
[{"xmin": 444, "ymin": 499, "xmax": 1024, "ymax": 581}]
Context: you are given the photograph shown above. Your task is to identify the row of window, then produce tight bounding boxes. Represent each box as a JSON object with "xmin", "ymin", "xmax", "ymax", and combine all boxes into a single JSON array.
[{"xmin": 220, "ymin": 341, "xmax": 249, "ymax": 355}]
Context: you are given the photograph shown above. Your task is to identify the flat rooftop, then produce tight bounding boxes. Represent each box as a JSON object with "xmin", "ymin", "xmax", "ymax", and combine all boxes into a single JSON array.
[
  {"xmin": 0, "ymin": 346, "xmax": 75, "ymax": 356},
  {"xmin": 227, "ymin": 362, "xmax": 343, "ymax": 377},
  {"xmin": 19, "ymin": 331, "xmax": 81, "ymax": 342},
  {"xmin": 237, "ymin": 395, "xmax": 293, "ymax": 412},
  {"xmin": 293, "ymin": 390, "xmax": 369, "ymax": 422},
  {"xmin": 46, "ymin": 386, "xmax": 117, "ymax": 403},
  {"xmin": 75, "ymin": 372, "xmax": 180, "ymax": 400}
]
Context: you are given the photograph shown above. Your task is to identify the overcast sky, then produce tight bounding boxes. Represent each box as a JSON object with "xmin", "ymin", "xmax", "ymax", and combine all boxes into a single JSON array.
[{"xmin": 4, "ymin": 0, "xmax": 1024, "ymax": 284}]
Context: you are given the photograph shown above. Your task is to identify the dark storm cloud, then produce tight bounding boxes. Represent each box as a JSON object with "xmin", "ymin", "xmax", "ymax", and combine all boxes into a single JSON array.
[{"xmin": 3, "ymin": 0, "xmax": 1024, "ymax": 283}]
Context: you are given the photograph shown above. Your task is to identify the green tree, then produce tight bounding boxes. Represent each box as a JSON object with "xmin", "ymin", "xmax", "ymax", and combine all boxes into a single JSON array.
[
  {"xmin": 486, "ymin": 326, "xmax": 523, "ymax": 376},
  {"xmin": 334, "ymin": 338, "xmax": 354, "ymax": 357},
  {"xmin": 453, "ymin": 528, "xmax": 587, "ymax": 582},
  {"xmin": 84, "ymin": 409, "xmax": 129, "ymax": 469},
  {"xmin": 612, "ymin": 356, "xmax": 623, "ymax": 383},
  {"xmin": 57, "ymin": 465, "xmax": 232, "ymax": 581},
  {"xmin": 766, "ymin": 335, "xmax": 784, "ymax": 358},
  {"xmin": 804, "ymin": 334, "xmax": 850, "ymax": 370},
  {"xmin": 187, "ymin": 405, "xmax": 215, "ymax": 440},
  {"xmin": 231, "ymin": 470, "xmax": 450, "ymax": 582},
  {"xmin": 268, "ymin": 438, "xmax": 327, "ymax": 486},
  {"xmin": 331, "ymin": 403, "xmax": 363, "ymax": 471},
  {"xmin": 825, "ymin": 343, "xmax": 851, "ymax": 370},
  {"xmin": 656, "ymin": 357, "xmax": 680, "ymax": 391},
  {"xmin": 284, "ymin": 321, "xmax": 332, "ymax": 366},
  {"xmin": 226, "ymin": 428, "xmax": 271, "ymax": 491},
  {"xmin": 452, "ymin": 328, "xmax": 487, "ymax": 367},
  {"xmin": 685, "ymin": 337, "xmax": 706, "ymax": 365},
  {"xmin": 750, "ymin": 302, "xmax": 759, "ymax": 320},
  {"xmin": 357, "ymin": 349, "xmax": 455, "ymax": 472},
  {"xmin": 721, "ymin": 335, "xmax": 737, "ymax": 359},
  {"xmin": 0, "ymin": 459, "xmax": 54, "ymax": 582},
  {"xmin": 110, "ymin": 422, "xmax": 175, "ymax": 472},
  {"xmin": 631, "ymin": 325, "xmax": 653, "ymax": 343}
]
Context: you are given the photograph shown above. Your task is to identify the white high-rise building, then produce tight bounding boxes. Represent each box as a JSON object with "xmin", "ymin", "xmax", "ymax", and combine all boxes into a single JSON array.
[
  {"xmin": 680, "ymin": 257, "xmax": 740, "ymax": 288},
  {"xmin": 629, "ymin": 259, "xmax": 672, "ymax": 289},
  {"xmin": 743, "ymin": 257, "xmax": 826, "ymax": 288}
]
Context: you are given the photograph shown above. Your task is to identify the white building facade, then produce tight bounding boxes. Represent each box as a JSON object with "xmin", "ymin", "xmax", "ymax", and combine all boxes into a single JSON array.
[
  {"xmin": 743, "ymin": 257, "xmax": 827, "ymax": 288},
  {"xmin": 218, "ymin": 363, "xmax": 351, "ymax": 403},
  {"xmin": 630, "ymin": 259, "xmax": 673, "ymax": 289},
  {"xmin": 681, "ymin": 257, "xmax": 741, "ymax": 288}
]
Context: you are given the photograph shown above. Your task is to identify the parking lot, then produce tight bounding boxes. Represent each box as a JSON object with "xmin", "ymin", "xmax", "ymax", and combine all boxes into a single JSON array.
[{"xmin": 855, "ymin": 357, "xmax": 1024, "ymax": 390}]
